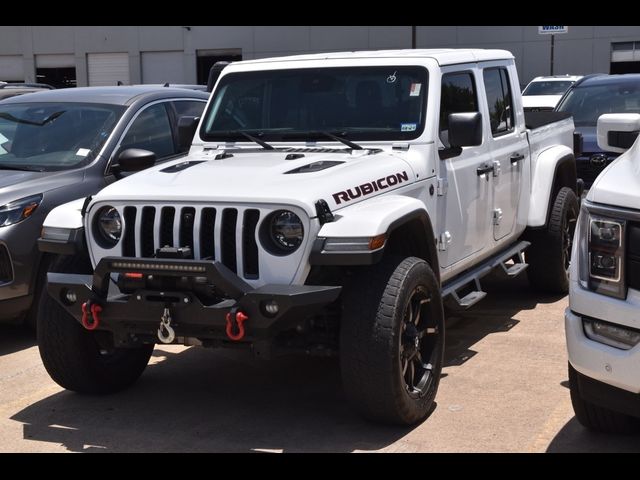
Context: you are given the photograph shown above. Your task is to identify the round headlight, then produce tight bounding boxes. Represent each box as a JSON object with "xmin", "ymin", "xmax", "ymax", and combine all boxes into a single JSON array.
[
  {"xmin": 267, "ymin": 210, "xmax": 303, "ymax": 253},
  {"xmin": 95, "ymin": 206, "xmax": 122, "ymax": 247}
]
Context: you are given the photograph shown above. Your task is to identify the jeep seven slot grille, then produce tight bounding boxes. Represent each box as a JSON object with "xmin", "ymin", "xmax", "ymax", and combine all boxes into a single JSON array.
[{"xmin": 119, "ymin": 205, "xmax": 260, "ymax": 280}]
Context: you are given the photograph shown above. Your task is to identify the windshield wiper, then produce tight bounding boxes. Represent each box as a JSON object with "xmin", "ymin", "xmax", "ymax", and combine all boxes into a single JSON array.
[
  {"xmin": 0, "ymin": 163, "xmax": 45, "ymax": 172},
  {"xmin": 318, "ymin": 131, "xmax": 363, "ymax": 150},
  {"xmin": 282, "ymin": 130, "xmax": 363, "ymax": 150},
  {"xmin": 0, "ymin": 110, "xmax": 66, "ymax": 127},
  {"xmin": 237, "ymin": 131, "xmax": 274, "ymax": 150}
]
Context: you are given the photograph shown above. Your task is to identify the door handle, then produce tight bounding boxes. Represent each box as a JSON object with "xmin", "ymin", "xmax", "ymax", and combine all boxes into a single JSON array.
[
  {"xmin": 510, "ymin": 153, "xmax": 525, "ymax": 164},
  {"xmin": 476, "ymin": 164, "xmax": 494, "ymax": 176}
]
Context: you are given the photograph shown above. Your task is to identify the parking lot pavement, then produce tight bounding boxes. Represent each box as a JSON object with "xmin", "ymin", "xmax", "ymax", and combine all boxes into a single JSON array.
[{"xmin": 1, "ymin": 275, "xmax": 639, "ymax": 452}]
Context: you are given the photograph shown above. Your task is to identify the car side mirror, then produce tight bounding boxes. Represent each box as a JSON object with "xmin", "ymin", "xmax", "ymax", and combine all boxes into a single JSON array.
[
  {"xmin": 113, "ymin": 148, "xmax": 156, "ymax": 173},
  {"xmin": 597, "ymin": 113, "xmax": 640, "ymax": 153},
  {"xmin": 177, "ymin": 116, "xmax": 200, "ymax": 151},
  {"xmin": 448, "ymin": 112, "xmax": 483, "ymax": 148}
]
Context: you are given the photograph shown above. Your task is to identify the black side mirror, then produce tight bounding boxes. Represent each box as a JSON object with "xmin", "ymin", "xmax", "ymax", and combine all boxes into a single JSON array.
[
  {"xmin": 207, "ymin": 61, "xmax": 230, "ymax": 92},
  {"xmin": 177, "ymin": 116, "xmax": 200, "ymax": 151},
  {"xmin": 448, "ymin": 112, "xmax": 483, "ymax": 148},
  {"xmin": 608, "ymin": 130, "xmax": 639, "ymax": 150},
  {"xmin": 113, "ymin": 148, "xmax": 156, "ymax": 173}
]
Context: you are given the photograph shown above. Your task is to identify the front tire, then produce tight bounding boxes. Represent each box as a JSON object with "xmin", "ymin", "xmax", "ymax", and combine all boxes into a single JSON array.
[
  {"xmin": 527, "ymin": 187, "xmax": 579, "ymax": 294},
  {"xmin": 340, "ymin": 256, "xmax": 445, "ymax": 425},
  {"xmin": 37, "ymin": 254, "xmax": 154, "ymax": 394}
]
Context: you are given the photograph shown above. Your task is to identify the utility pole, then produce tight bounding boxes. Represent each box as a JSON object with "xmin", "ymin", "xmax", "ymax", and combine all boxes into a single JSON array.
[
  {"xmin": 412, "ymin": 26, "xmax": 416, "ymax": 49},
  {"xmin": 550, "ymin": 34, "xmax": 555, "ymax": 75}
]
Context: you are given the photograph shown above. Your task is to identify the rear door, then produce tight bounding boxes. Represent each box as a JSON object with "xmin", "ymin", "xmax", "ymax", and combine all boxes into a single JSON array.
[{"xmin": 481, "ymin": 64, "xmax": 528, "ymax": 241}]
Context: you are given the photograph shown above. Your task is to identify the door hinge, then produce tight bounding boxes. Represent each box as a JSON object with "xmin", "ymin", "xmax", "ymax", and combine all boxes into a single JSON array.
[
  {"xmin": 438, "ymin": 231, "xmax": 452, "ymax": 251},
  {"xmin": 437, "ymin": 177, "xmax": 448, "ymax": 196},
  {"xmin": 493, "ymin": 208, "xmax": 503, "ymax": 225}
]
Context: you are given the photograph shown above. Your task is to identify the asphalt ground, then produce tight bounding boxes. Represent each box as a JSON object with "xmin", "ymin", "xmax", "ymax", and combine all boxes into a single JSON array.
[{"xmin": 1, "ymin": 274, "xmax": 639, "ymax": 452}]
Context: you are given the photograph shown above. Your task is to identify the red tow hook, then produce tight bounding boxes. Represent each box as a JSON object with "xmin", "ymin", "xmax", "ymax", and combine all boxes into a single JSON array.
[
  {"xmin": 81, "ymin": 301, "xmax": 102, "ymax": 331},
  {"xmin": 225, "ymin": 310, "xmax": 249, "ymax": 341}
]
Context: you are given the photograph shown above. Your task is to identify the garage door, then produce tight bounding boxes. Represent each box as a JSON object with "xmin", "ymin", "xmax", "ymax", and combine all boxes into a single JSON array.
[
  {"xmin": 141, "ymin": 51, "xmax": 185, "ymax": 84},
  {"xmin": 0, "ymin": 55, "xmax": 24, "ymax": 82},
  {"xmin": 87, "ymin": 52, "xmax": 130, "ymax": 86}
]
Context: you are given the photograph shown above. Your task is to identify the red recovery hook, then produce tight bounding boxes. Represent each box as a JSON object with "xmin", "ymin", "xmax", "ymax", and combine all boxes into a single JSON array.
[
  {"xmin": 81, "ymin": 301, "xmax": 102, "ymax": 331},
  {"xmin": 225, "ymin": 310, "xmax": 249, "ymax": 341}
]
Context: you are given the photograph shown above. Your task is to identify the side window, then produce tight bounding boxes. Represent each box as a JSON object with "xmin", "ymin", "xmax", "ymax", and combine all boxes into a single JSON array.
[
  {"xmin": 120, "ymin": 103, "xmax": 175, "ymax": 159},
  {"xmin": 483, "ymin": 67, "xmax": 515, "ymax": 136},
  {"xmin": 439, "ymin": 72, "xmax": 478, "ymax": 147},
  {"xmin": 172, "ymin": 100, "xmax": 206, "ymax": 119}
]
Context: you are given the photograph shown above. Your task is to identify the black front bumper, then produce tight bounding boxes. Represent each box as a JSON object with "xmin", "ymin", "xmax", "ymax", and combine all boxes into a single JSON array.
[
  {"xmin": 571, "ymin": 364, "xmax": 640, "ymax": 420},
  {"xmin": 47, "ymin": 256, "xmax": 341, "ymax": 346}
]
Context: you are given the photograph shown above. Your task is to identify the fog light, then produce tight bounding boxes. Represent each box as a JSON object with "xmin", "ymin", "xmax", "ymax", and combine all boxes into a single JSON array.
[
  {"xmin": 62, "ymin": 289, "xmax": 77, "ymax": 306},
  {"xmin": 583, "ymin": 317, "xmax": 640, "ymax": 350},
  {"xmin": 262, "ymin": 300, "xmax": 279, "ymax": 317}
]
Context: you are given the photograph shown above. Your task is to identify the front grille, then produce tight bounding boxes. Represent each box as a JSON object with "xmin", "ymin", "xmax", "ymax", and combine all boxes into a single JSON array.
[
  {"xmin": 118, "ymin": 205, "xmax": 261, "ymax": 280},
  {"xmin": 0, "ymin": 245, "xmax": 12, "ymax": 283},
  {"xmin": 627, "ymin": 223, "xmax": 640, "ymax": 292}
]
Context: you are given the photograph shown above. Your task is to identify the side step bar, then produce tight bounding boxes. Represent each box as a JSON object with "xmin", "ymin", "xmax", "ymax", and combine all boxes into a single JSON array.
[{"xmin": 441, "ymin": 240, "xmax": 530, "ymax": 311}]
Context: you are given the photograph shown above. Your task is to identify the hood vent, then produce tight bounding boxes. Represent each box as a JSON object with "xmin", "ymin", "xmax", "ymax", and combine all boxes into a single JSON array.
[
  {"xmin": 285, "ymin": 161, "xmax": 344, "ymax": 174},
  {"xmin": 160, "ymin": 161, "xmax": 205, "ymax": 173}
]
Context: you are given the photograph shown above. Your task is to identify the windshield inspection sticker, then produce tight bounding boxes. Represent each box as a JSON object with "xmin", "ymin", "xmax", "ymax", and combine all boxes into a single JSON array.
[
  {"xmin": 401, "ymin": 123, "xmax": 417, "ymax": 132},
  {"xmin": 409, "ymin": 83, "xmax": 422, "ymax": 96},
  {"xmin": 76, "ymin": 148, "xmax": 91, "ymax": 157}
]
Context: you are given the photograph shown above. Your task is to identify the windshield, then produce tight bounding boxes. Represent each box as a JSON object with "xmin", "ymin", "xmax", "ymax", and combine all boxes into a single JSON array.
[
  {"xmin": 0, "ymin": 102, "xmax": 125, "ymax": 171},
  {"xmin": 523, "ymin": 80, "xmax": 573, "ymax": 96},
  {"xmin": 556, "ymin": 83, "xmax": 640, "ymax": 127},
  {"xmin": 201, "ymin": 66, "xmax": 428, "ymax": 142}
]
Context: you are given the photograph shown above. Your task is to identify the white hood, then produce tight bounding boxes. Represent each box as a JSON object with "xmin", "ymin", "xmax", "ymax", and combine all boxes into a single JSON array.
[
  {"xmin": 588, "ymin": 139, "xmax": 640, "ymax": 210},
  {"xmin": 92, "ymin": 148, "xmax": 416, "ymax": 216}
]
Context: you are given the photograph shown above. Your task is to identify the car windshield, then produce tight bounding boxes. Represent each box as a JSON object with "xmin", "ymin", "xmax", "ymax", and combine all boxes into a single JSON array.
[
  {"xmin": 201, "ymin": 66, "xmax": 428, "ymax": 142},
  {"xmin": 556, "ymin": 83, "xmax": 640, "ymax": 127},
  {"xmin": 523, "ymin": 80, "xmax": 574, "ymax": 96},
  {"xmin": 0, "ymin": 102, "xmax": 125, "ymax": 171}
]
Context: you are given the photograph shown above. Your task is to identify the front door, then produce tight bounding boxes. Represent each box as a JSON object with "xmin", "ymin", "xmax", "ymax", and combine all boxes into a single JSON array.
[
  {"xmin": 437, "ymin": 66, "xmax": 494, "ymax": 268},
  {"xmin": 481, "ymin": 66, "xmax": 527, "ymax": 241}
]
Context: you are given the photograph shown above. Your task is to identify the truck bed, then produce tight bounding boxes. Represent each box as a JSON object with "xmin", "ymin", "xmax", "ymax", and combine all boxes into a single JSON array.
[{"xmin": 526, "ymin": 111, "xmax": 574, "ymax": 160}]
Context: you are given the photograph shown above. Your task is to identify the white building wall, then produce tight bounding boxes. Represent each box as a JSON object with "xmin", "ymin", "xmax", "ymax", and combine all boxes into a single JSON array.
[{"xmin": 1, "ymin": 26, "xmax": 640, "ymax": 86}]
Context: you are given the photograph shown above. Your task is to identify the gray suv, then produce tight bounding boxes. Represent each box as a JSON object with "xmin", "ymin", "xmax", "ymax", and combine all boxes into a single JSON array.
[{"xmin": 0, "ymin": 86, "xmax": 208, "ymax": 326}]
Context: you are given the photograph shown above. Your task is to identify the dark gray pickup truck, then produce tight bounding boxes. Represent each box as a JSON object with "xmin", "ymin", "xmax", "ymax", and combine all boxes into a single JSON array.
[{"xmin": 0, "ymin": 86, "xmax": 208, "ymax": 326}]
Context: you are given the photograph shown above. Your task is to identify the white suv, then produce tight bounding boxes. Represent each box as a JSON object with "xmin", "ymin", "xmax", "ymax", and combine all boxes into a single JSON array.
[{"xmin": 522, "ymin": 75, "xmax": 582, "ymax": 112}]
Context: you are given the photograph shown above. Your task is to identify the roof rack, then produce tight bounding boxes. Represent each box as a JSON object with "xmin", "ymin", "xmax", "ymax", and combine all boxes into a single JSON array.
[{"xmin": 0, "ymin": 82, "xmax": 55, "ymax": 90}]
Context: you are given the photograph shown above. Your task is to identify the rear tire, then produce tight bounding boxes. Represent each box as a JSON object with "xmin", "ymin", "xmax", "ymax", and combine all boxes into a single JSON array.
[
  {"xmin": 569, "ymin": 363, "xmax": 640, "ymax": 434},
  {"xmin": 527, "ymin": 187, "xmax": 579, "ymax": 294},
  {"xmin": 37, "ymin": 254, "xmax": 153, "ymax": 394},
  {"xmin": 340, "ymin": 256, "xmax": 445, "ymax": 425}
]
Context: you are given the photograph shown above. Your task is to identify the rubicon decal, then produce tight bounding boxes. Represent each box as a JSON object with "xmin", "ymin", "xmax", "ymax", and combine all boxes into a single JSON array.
[{"xmin": 332, "ymin": 171, "xmax": 409, "ymax": 205}]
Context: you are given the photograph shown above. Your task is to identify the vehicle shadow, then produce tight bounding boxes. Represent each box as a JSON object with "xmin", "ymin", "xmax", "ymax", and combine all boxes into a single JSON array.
[
  {"xmin": 0, "ymin": 325, "xmax": 36, "ymax": 357},
  {"xmin": 546, "ymin": 417, "xmax": 640, "ymax": 452},
  {"xmin": 9, "ymin": 273, "xmax": 563, "ymax": 452},
  {"xmin": 11, "ymin": 347, "xmax": 414, "ymax": 452},
  {"xmin": 444, "ymin": 273, "xmax": 563, "ymax": 368}
]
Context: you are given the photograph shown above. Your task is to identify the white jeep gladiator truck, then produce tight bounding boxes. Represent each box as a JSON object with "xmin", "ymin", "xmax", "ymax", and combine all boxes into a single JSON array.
[
  {"xmin": 37, "ymin": 49, "xmax": 578, "ymax": 425},
  {"xmin": 566, "ymin": 113, "xmax": 640, "ymax": 433}
]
